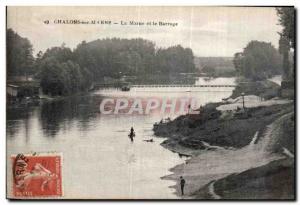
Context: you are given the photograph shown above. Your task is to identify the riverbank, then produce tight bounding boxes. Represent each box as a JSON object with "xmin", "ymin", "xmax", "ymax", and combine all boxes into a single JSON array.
[
  {"xmin": 7, "ymin": 90, "xmax": 92, "ymax": 109},
  {"xmin": 153, "ymin": 79, "xmax": 295, "ymax": 199},
  {"xmin": 194, "ymin": 112, "xmax": 295, "ymax": 199},
  {"xmin": 231, "ymin": 79, "xmax": 280, "ymax": 100},
  {"xmin": 154, "ymin": 102, "xmax": 293, "ymax": 155}
]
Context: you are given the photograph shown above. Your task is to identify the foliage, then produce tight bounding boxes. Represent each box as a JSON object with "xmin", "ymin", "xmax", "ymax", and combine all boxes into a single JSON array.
[
  {"xmin": 276, "ymin": 7, "xmax": 295, "ymax": 80},
  {"xmin": 73, "ymin": 39, "xmax": 195, "ymax": 80},
  {"xmin": 233, "ymin": 41, "xmax": 282, "ymax": 80},
  {"xmin": 8, "ymin": 29, "xmax": 196, "ymax": 96},
  {"xmin": 276, "ymin": 7, "xmax": 295, "ymax": 49},
  {"xmin": 39, "ymin": 49, "xmax": 89, "ymax": 96},
  {"xmin": 155, "ymin": 45, "xmax": 195, "ymax": 75},
  {"xmin": 7, "ymin": 29, "xmax": 34, "ymax": 77}
]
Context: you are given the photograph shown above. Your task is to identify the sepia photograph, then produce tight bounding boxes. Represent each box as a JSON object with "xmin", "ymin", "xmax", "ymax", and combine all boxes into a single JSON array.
[{"xmin": 6, "ymin": 6, "xmax": 295, "ymax": 200}]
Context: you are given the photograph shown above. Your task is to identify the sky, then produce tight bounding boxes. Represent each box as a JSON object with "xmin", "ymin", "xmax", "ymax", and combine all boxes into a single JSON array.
[{"xmin": 7, "ymin": 6, "xmax": 282, "ymax": 57}]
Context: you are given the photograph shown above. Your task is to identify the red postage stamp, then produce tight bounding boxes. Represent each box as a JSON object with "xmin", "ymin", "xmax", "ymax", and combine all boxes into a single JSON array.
[{"xmin": 11, "ymin": 153, "xmax": 62, "ymax": 198}]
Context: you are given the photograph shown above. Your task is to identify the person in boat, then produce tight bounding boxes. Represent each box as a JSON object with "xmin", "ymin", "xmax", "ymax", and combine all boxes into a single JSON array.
[{"xmin": 128, "ymin": 127, "xmax": 135, "ymax": 142}]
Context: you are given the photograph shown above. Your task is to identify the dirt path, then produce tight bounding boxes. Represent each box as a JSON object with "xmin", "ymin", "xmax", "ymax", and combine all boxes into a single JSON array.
[{"xmin": 163, "ymin": 110, "xmax": 294, "ymax": 199}]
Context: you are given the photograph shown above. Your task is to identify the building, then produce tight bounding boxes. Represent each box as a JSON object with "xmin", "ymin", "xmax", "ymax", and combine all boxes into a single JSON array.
[{"xmin": 7, "ymin": 84, "xmax": 19, "ymax": 98}]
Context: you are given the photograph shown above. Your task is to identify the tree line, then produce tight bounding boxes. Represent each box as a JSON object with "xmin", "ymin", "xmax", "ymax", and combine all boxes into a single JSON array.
[
  {"xmin": 7, "ymin": 29, "xmax": 196, "ymax": 96},
  {"xmin": 194, "ymin": 57, "xmax": 235, "ymax": 77}
]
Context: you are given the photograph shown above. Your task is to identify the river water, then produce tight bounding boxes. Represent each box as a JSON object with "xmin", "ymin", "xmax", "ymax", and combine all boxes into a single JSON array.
[{"xmin": 7, "ymin": 77, "xmax": 235, "ymax": 199}]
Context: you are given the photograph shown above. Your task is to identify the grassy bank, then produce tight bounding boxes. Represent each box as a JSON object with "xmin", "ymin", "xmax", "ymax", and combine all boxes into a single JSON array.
[
  {"xmin": 154, "ymin": 103, "xmax": 293, "ymax": 155},
  {"xmin": 153, "ymin": 79, "xmax": 289, "ymax": 153},
  {"xmin": 231, "ymin": 78, "xmax": 280, "ymax": 99}
]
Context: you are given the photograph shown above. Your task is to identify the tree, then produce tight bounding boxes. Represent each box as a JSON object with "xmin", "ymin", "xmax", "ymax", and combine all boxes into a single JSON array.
[
  {"xmin": 277, "ymin": 7, "xmax": 295, "ymax": 80},
  {"xmin": 155, "ymin": 45, "xmax": 196, "ymax": 75},
  {"xmin": 7, "ymin": 29, "xmax": 34, "ymax": 78},
  {"xmin": 277, "ymin": 7, "xmax": 295, "ymax": 48},
  {"xmin": 39, "ymin": 58, "xmax": 87, "ymax": 96},
  {"xmin": 279, "ymin": 35, "xmax": 291, "ymax": 80},
  {"xmin": 38, "ymin": 45, "xmax": 90, "ymax": 96},
  {"xmin": 233, "ymin": 52, "xmax": 244, "ymax": 76},
  {"xmin": 42, "ymin": 45, "xmax": 73, "ymax": 63},
  {"xmin": 73, "ymin": 38, "xmax": 157, "ymax": 78},
  {"xmin": 10, "ymin": 29, "xmax": 197, "ymax": 95},
  {"xmin": 39, "ymin": 57, "xmax": 67, "ymax": 96},
  {"xmin": 233, "ymin": 41, "xmax": 282, "ymax": 80}
]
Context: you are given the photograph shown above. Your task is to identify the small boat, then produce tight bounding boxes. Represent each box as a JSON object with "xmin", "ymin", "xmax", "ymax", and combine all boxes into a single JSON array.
[
  {"xmin": 128, "ymin": 132, "xmax": 135, "ymax": 142},
  {"xmin": 121, "ymin": 86, "xmax": 130, "ymax": 91},
  {"xmin": 143, "ymin": 139, "xmax": 154, "ymax": 143}
]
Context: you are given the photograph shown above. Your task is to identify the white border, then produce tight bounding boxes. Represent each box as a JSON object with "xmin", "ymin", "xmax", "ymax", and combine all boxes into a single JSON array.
[
  {"xmin": 0, "ymin": 0, "xmax": 298, "ymax": 205},
  {"xmin": 0, "ymin": 0, "xmax": 297, "ymax": 6}
]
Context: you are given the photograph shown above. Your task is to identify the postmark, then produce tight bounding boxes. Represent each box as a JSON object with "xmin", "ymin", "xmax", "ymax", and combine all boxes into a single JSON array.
[{"xmin": 11, "ymin": 153, "xmax": 62, "ymax": 198}]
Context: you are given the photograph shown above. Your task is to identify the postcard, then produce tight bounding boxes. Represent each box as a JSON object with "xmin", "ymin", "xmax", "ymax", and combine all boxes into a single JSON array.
[{"xmin": 6, "ymin": 6, "xmax": 295, "ymax": 200}]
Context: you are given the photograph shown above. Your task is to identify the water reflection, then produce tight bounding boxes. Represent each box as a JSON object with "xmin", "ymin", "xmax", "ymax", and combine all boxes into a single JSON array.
[
  {"xmin": 7, "ymin": 106, "xmax": 35, "ymax": 139},
  {"xmin": 6, "ymin": 77, "xmax": 236, "ymax": 198},
  {"xmin": 39, "ymin": 95, "xmax": 101, "ymax": 137}
]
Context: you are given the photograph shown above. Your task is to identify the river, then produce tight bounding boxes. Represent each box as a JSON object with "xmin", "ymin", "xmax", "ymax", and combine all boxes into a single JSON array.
[{"xmin": 6, "ymin": 77, "xmax": 236, "ymax": 199}]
